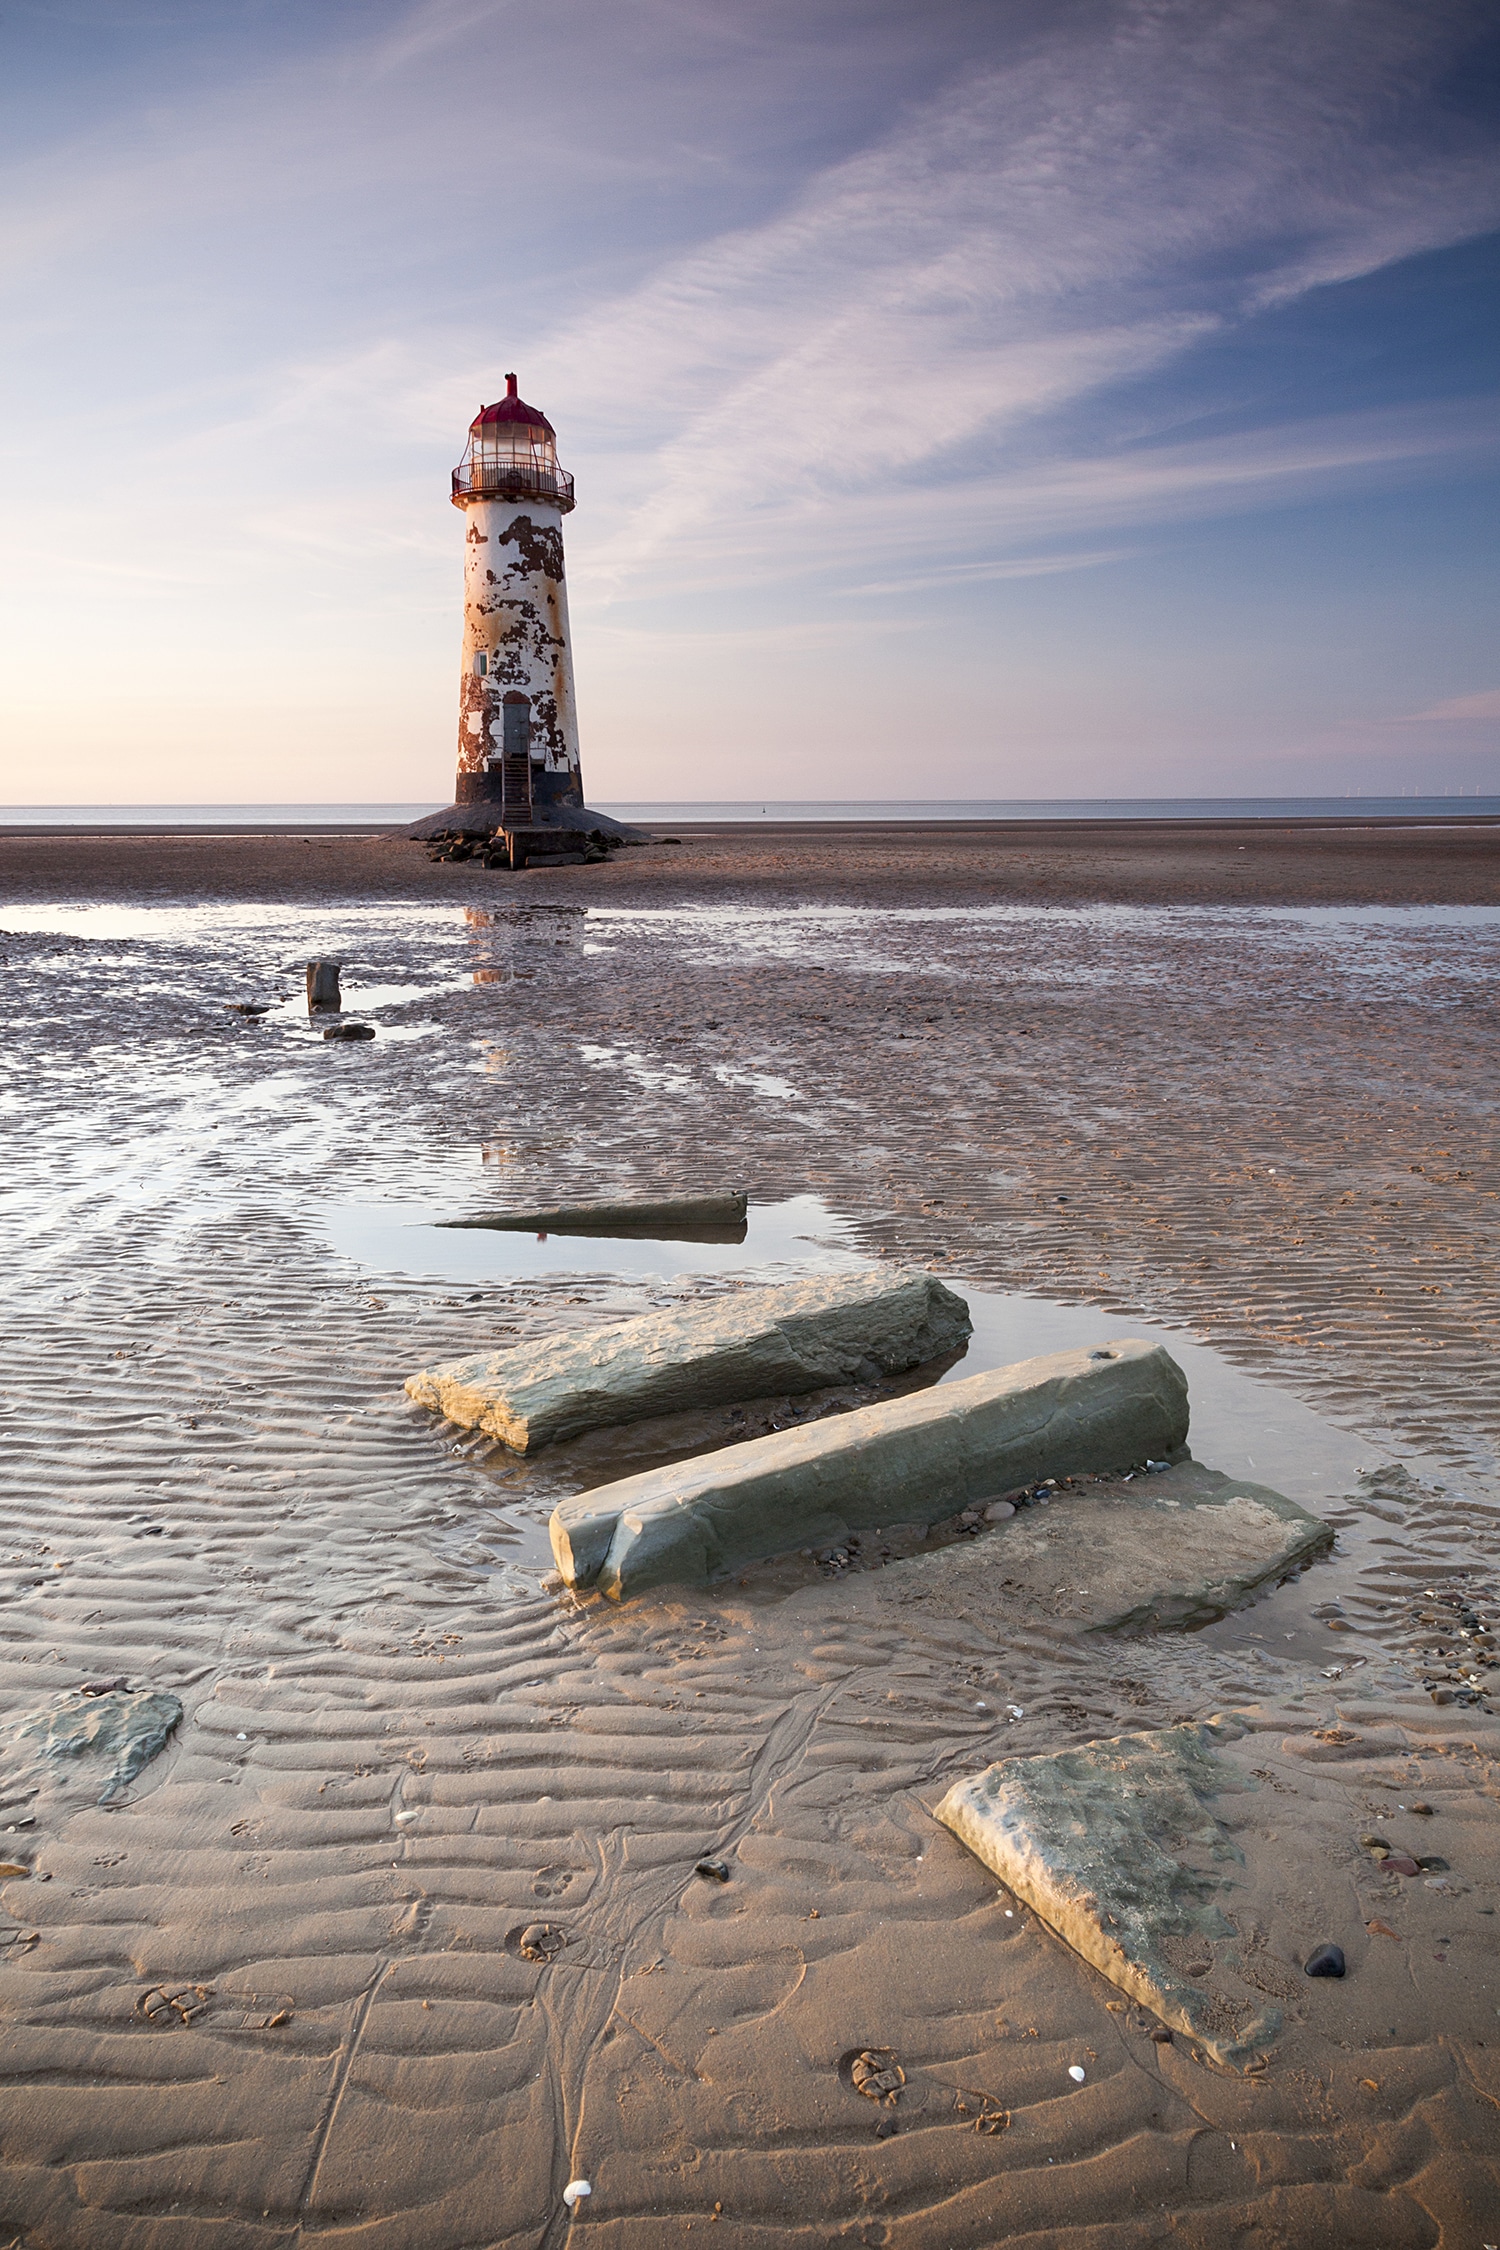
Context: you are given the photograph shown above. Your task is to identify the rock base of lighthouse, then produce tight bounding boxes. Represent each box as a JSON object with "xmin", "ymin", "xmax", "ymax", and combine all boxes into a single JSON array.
[{"xmin": 403, "ymin": 800, "xmax": 651, "ymax": 843}]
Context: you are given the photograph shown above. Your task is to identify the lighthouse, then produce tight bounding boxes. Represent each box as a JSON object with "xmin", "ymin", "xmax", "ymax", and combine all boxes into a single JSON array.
[
  {"xmin": 407, "ymin": 378, "xmax": 638, "ymax": 853},
  {"xmin": 450, "ymin": 374, "xmax": 583, "ymax": 817}
]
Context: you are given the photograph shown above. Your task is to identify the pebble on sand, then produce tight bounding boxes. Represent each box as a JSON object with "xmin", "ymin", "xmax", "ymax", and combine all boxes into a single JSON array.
[{"xmin": 1304, "ymin": 1944, "xmax": 1346, "ymax": 1978}]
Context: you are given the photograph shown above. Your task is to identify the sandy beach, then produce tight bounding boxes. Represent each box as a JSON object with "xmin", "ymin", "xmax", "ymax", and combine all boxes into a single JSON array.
[{"xmin": 0, "ymin": 817, "xmax": 1497, "ymax": 2249}]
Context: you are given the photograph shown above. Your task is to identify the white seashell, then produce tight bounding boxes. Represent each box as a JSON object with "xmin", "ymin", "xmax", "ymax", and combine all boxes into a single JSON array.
[{"xmin": 563, "ymin": 2180, "xmax": 591, "ymax": 2208}]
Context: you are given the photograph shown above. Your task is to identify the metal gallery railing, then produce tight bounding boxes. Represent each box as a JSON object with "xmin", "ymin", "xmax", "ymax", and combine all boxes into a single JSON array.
[{"xmin": 451, "ymin": 458, "xmax": 576, "ymax": 510}]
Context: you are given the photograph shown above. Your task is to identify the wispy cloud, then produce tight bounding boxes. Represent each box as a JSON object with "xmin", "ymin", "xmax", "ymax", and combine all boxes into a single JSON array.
[
  {"xmin": 1397, "ymin": 689, "xmax": 1500, "ymax": 722},
  {"xmin": 838, "ymin": 549, "xmax": 1138, "ymax": 598},
  {"xmin": 562, "ymin": 397, "xmax": 1500, "ymax": 601},
  {"xmin": 523, "ymin": 0, "xmax": 1500, "ymax": 591}
]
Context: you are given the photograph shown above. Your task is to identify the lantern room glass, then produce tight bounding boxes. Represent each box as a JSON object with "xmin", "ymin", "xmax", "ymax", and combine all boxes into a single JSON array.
[{"xmin": 471, "ymin": 422, "xmax": 558, "ymax": 478}]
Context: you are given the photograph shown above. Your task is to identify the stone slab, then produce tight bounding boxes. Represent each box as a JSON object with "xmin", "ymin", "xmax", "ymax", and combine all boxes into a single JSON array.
[
  {"xmin": 879, "ymin": 1460, "xmax": 1332, "ymax": 1633},
  {"xmin": 438, "ymin": 1191, "xmax": 748, "ymax": 1238},
  {"xmin": 935, "ymin": 1718, "xmax": 1282, "ymax": 2071},
  {"xmin": 407, "ymin": 1266, "xmax": 971, "ymax": 1455},
  {"xmin": 552, "ymin": 1338, "xmax": 1189, "ymax": 1599}
]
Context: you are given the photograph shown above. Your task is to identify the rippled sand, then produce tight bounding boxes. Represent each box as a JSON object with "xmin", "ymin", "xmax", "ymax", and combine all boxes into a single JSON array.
[{"xmin": 0, "ymin": 821, "xmax": 1496, "ymax": 2248}]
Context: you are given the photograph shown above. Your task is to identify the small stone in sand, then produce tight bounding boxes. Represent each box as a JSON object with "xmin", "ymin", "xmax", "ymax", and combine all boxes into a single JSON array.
[
  {"xmin": 1304, "ymin": 1944, "xmax": 1346, "ymax": 1978},
  {"xmin": 518, "ymin": 1923, "xmax": 565, "ymax": 1962},
  {"xmin": 324, "ymin": 1021, "xmax": 376, "ymax": 1042},
  {"xmin": 851, "ymin": 2051, "xmax": 905, "ymax": 2103},
  {"xmin": 1383, "ymin": 1854, "xmax": 1421, "ymax": 1877},
  {"xmin": 1410, "ymin": 1801, "xmax": 1435, "ymax": 1816},
  {"xmin": 694, "ymin": 1858, "xmax": 730, "ymax": 1883},
  {"xmin": 1150, "ymin": 2027, "xmax": 1173, "ymax": 2044}
]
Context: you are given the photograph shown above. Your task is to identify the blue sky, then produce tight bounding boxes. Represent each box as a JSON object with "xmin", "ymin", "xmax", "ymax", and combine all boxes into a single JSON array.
[{"xmin": 1, "ymin": 0, "xmax": 1497, "ymax": 804}]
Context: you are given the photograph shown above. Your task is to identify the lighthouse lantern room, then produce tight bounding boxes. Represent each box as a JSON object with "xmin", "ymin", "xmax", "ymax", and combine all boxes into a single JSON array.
[{"xmin": 450, "ymin": 374, "xmax": 584, "ymax": 816}]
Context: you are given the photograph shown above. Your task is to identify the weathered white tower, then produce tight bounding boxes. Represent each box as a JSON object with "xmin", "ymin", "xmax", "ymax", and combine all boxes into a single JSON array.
[{"xmin": 450, "ymin": 375, "xmax": 584, "ymax": 818}]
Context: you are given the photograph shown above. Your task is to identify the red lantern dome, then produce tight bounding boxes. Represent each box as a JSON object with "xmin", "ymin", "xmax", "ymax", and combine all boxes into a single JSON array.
[
  {"xmin": 470, "ymin": 373, "xmax": 555, "ymax": 435},
  {"xmin": 452, "ymin": 374, "xmax": 574, "ymax": 512}
]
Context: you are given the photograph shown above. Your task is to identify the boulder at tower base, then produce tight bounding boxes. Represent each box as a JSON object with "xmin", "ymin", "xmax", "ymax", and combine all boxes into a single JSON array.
[
  {"xmin": 406, "ymin": 1266, "xmax": 972, "ymax": 1454},
  {"xmin": 550, "ymin": 1337, "xmax": 1189, "ymax": 1598}
]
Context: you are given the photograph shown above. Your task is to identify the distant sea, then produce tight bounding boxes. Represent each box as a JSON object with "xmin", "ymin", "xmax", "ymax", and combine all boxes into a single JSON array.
[
  {"xmin": 2, "ymin": 797, "xmax": 1498, "ymax": 827},
  {"xmin": 600, "ymin": 797, "xmax": 1500, "ymax": 823}
]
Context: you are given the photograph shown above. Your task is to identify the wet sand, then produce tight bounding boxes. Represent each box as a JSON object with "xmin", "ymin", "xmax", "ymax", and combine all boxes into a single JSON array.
[{"xmin": 0, "ymin": 819, "xmax": 1497, "ymax": 2248}]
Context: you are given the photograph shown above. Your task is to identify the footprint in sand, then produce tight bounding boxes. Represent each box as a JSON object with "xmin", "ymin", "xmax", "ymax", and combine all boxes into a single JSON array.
[{"xmin": 531, "ymin": 1866, "xmax": 575, "ymax": 1899}]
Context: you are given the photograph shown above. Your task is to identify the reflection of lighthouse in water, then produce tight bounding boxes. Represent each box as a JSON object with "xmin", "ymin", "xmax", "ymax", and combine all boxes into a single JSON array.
[{"xmin": 450, "ymin": 375, "xmax": 583, "ymax": 816}]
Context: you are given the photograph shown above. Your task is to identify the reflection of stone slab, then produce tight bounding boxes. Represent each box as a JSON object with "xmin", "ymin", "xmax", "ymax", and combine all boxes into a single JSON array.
[
  {"xmin": 553, "ymin": 1339, "xmax": 1189, "ymax": 1599},
  {"xmin": 438, "ymin": 1191, "xmax": 747, "ymax": 1240},
  {"xmin": 882, "ymin": 1461, "xmax": 1332, "ymax": 1633},
  {"xmin": 936, "ymin": 1719, "xmax": 1282, "ymax": 2071},
  {"xmin": 408, "ymin": 1267, "xmax": 971, "ymax": 1454}
]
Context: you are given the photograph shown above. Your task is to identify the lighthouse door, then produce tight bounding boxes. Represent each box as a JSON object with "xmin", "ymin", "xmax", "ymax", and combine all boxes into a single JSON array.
[{"xmin": 500, "ymin": 693, "xmax": 532, "ymax": 816}]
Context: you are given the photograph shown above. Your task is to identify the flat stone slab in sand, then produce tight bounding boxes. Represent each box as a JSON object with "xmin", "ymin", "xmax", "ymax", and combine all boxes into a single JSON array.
[
  {"xmin": 407, "ymin": 1266, "xmax": 971, "ymax": 1453},
  {"xmin": 14, "ymin": 1687, "xmax": 182, "ymax": 1804},
  {"xmin": 553, "ymin": 1337, "xmax": 1189, "ymax": 1598},
  {"xmin": 936, "ymin": 1717, "xmax": 1284, "ymax": 2071},
  {"xmin": 882, "ymin": 1460, "xmax": 1333, "ymax": 1633}
]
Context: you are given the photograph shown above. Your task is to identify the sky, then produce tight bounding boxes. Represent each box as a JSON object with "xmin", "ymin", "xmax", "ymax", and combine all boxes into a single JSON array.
[{"xmin": 1, "ymin": 0, "xmax": 1498, "ymax": 806}]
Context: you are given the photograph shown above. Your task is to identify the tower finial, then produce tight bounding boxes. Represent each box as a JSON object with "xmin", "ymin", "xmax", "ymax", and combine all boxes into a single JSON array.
[{"xmin": 505, "ymin": 372, "xmax": 518, "ymax": 397}]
